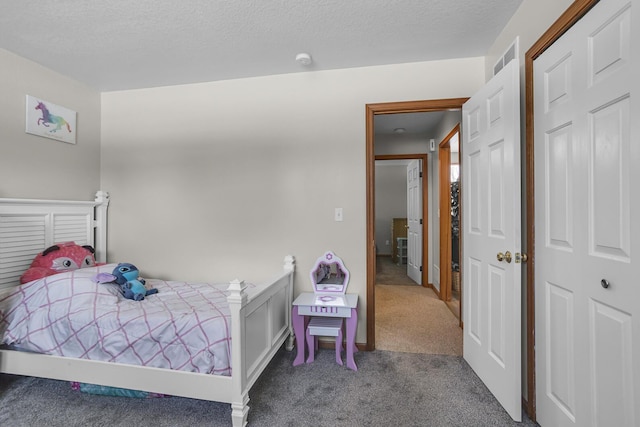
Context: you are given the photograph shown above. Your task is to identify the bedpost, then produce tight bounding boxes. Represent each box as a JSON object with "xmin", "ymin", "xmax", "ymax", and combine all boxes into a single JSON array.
[
  {"xmin": 284, "ymin": 255, "xmax": 295, "ymax": 272},
  {"xmin": 227, "ymin": 279, "xmax": 249, "ymax": 427},
  {"xmin": 94, "ymin": 191, "xmax": 109, "ymax": 264},
  {"xmin": 283, "ymin": 255, "xmax": 296, "ymax": 351}
]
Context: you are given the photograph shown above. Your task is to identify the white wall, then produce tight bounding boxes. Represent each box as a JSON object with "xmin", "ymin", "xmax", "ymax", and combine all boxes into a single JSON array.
[
  {"xmin": 0, "ymin": 48, "xmax": 101, "ymax": 200},
  {"xmin": 101, "ymin": 57, "xmax": 486, "ymax": 342}
]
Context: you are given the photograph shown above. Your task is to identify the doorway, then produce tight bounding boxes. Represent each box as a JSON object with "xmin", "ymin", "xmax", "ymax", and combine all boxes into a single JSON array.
[
  {"xmin": 374, "ymin": 154, "xmax": 427, "ymax": 286},
  {"xmin": 365, "ymin": 98, "xmax": 468, "ymax": 351},
  {"xmin": 373, "ymin": 154, "xmax": 463, "ymax": 354},
  {"xmin": 374, "ymin": 156, "xmax": 424, "ymax": 288}
]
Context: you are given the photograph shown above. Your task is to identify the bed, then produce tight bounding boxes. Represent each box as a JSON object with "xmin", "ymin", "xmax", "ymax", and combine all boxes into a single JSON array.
[{"xmin": 0, "ymin": 191, "xmax": 295, "ymax": 427}]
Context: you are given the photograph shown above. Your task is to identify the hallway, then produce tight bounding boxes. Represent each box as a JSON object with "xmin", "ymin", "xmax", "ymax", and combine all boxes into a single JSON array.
[{"xmin": 375, "ymin": 256, "xmax": 462, "ymax": 355}]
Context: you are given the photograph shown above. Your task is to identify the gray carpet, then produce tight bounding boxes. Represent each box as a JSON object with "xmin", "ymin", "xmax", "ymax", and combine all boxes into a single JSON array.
[{"xmin": 0, "ymin": 348, "xmax": 537, "ymax": 427}]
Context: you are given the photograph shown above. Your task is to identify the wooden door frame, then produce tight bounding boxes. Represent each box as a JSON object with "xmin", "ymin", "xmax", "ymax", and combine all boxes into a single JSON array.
[
  {"xmin": 524, "ymin": 0, "xmax": 600, "ymax": 420},
  {"xmin": 375, "ymin": 153, "xmax": 428, "ymax": 282},
  {"xmin": 366, "ymin": 99, "xmax": 468, "ymax": 351},
  {"xmin": 438, "ymin": 124, "xmax": 460, "ymax": 304},
  {"xmin": 438, "ymin": 139, "xmax": 451, "ymax": 302}
]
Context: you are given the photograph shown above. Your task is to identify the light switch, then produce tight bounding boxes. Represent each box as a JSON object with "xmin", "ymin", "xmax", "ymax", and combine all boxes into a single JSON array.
[{"xmin": 335, "ymin": 208, "xmax": 343, "ymax": 222}]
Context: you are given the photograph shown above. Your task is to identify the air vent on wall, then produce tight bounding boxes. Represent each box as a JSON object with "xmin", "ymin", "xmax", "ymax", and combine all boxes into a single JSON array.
[{"xmin": 493, "ymin": 37, "xmax": 519, "ymax": 76}]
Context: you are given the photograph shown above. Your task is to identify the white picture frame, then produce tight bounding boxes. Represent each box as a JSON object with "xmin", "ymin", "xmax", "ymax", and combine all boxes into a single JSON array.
[{"xmin": 25, "ymin": 95, "xmax": 77, "ymax": 144}]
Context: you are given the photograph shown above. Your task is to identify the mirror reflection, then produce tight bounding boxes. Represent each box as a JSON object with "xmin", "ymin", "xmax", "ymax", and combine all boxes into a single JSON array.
[{"xmin": 310, "ymin": 251, "xmax": 349, "ymax": 294}]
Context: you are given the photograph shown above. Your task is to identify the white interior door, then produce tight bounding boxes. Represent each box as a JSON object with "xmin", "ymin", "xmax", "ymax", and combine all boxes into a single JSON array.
[
  {"xmin": 462, "ymin": 58, "xmax": 522, "ymax": 421},
  {"xmin": 534, "ymin": 0, "xmax": 639, "ymax": 425},
  {"xmin": 407, "ymin": 159, "xmax": 422, "ymax": 284}
]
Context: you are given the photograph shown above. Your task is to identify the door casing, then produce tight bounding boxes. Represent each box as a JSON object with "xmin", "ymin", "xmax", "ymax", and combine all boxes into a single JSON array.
[{"xmin": 438, "ymin": 124, "xmax": 461, "ymax": 305}]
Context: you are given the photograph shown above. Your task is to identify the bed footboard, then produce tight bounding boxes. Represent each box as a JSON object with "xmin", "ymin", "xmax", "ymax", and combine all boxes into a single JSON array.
[{"xmin": 228, "ymin": 255, "xmax": 295, "ymax": 427}]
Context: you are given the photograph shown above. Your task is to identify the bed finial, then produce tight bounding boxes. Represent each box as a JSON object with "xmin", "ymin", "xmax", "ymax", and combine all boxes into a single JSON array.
[
  {"xmin": 227, "ymin": 279, "xmax": 248, "ymax": 305},
  {"xmin": 94, "ymin": 191, "xmax": 110, "ymax": 205},
  {"xmin": 284, "ymin": 255, "xmax": 295, "ymax": 272},
  {"xmin": 94, "ymin": 191, "xmax": 110, "ymax": 264}
]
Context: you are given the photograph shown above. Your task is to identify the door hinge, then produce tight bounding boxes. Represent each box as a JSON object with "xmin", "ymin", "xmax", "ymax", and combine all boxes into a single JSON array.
[
  {"xmin": 420, "ymin": 266, "xmax": 423, "ymax": 272},
  {"xmin": 420, "ymin": 219, "xmax": 423, "ymax": 224},
  {"xmin": 420, "ymin": 172, "xmax": 423, "ymax": 178}
]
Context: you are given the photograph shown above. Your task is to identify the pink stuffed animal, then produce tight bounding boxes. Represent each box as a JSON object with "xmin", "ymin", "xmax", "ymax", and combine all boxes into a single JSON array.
[{"xmin": 20, "ymin": 242, "xmax": 98, "ymax": 284}]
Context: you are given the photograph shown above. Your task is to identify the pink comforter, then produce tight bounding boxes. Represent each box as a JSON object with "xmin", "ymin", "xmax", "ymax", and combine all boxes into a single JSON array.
[{"xmin": 0, "ymin": 264, "xmax": 252, "ymax": 375}]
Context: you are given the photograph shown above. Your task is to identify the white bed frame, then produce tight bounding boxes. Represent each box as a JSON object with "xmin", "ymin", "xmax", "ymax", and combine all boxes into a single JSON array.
[{"xmin": 0, "ymin": 191, "xmax": 295, "ymax": 427}]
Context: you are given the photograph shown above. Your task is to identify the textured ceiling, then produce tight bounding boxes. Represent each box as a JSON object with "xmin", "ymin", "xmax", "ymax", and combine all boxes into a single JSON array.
[{"xmin": 0, "ymin": 0, "xmax": 523, "ymax": 92}]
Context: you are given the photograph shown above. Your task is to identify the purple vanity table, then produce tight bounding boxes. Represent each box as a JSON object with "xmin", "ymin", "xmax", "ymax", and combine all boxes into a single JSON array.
[
  {"xmin": 292, "ymin": 292, "xmax": 358, "ymax": 371},
  {"xmin": 292, "ymin": 251, "xmax": 358, "ymax": 371}
]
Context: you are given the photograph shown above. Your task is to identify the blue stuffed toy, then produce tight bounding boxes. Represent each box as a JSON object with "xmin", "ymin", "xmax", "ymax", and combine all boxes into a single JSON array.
[{"xmin": 111, "ymin": 263, "xmax": 158, "ymax": 301}]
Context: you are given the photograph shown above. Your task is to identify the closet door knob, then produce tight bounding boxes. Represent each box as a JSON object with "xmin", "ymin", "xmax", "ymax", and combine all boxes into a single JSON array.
[{"xmin": 601, "ymin": 279, "xmax": 610, "ymax": 289}]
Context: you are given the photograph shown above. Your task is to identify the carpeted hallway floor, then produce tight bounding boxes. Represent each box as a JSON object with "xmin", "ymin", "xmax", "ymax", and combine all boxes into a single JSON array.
[
  {"xmin": 375, "ymin": 256, "xmax": 462, "ymax": 356},
  {"xmin": 375, "ymin": 254, "xmax": 419, "ymax": 286}
]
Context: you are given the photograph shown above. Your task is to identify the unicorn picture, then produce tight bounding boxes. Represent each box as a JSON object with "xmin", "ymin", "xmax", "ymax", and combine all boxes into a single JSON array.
[
  {"xmin": 25, "ymin": 95, "xmax": 76, "ymax": 144},
  {"xmin": 35, "ymin": 101, "xmax": 72, "ymax": 133}
]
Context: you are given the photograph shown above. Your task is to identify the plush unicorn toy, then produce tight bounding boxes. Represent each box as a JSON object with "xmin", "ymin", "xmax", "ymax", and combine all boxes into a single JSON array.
[{"xmin": 110, "ymin": 263, "xmax": 158, "ymax": 301}]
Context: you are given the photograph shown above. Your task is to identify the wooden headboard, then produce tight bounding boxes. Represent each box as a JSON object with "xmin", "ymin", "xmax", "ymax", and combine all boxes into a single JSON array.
[{"xmin": 0, "ymin": 191, "xmax": 109, "ymax": 290}]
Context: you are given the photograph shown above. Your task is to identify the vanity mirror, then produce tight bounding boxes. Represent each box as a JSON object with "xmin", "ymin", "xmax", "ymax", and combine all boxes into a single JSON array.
[{"xmin": 310, "ymin": 251, "xmax": 349, "ymax": 294}]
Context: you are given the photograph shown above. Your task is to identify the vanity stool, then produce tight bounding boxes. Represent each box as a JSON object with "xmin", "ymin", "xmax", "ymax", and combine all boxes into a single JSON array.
[{"xmin": 305, "ymin": 316, "xmax": 344, "ymax": 366}]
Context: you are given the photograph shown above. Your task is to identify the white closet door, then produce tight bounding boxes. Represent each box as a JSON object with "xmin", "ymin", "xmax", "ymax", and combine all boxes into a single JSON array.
[{"xmin": 534, "ymin": 0, "xmax": 639, "ymax": 425}]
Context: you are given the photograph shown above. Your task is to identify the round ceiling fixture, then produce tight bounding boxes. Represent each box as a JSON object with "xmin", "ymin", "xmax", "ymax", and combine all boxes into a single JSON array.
[
  {"xmin": 393, "ymin": 128, "xmax": 406, "ymax": 134},
  {"xmin": 295, "ymin": 53, "xmax": 312, "ymax": 66}
]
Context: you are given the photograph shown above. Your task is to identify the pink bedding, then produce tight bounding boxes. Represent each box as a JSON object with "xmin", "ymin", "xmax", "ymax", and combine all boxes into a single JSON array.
[{"xmin": 0, "ymin": 264, "xmax": 254, "ymax": 375}]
